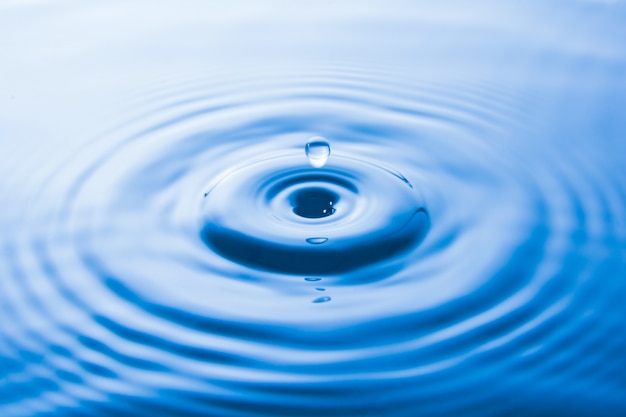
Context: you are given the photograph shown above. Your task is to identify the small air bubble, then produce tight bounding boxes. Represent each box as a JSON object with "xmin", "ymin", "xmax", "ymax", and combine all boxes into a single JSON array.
[
  {"xmin": 305, "ymin": 137, "xmax": 331, "ymax": 168},
  {"xmin": 315, "ymin": 288, "xmax": 325, "ymax": 291},
  {"xmin": 312, "ymin": 296, "xmax": 331, "ymax": 303},
  {"xmin": 304, "ymin": 277, "xmax": 321, "ymax": 281}
]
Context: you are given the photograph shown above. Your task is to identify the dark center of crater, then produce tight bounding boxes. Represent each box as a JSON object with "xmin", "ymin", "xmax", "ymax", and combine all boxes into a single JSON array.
[{"xmin": 291, "ymin": 187, "xmax": 338, "ymax": 218}]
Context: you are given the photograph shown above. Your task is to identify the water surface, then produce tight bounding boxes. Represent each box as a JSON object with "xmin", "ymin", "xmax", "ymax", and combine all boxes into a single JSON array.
[{"xmin": 1, "ymin": 1, "xmax": 626, "ymax": 416}]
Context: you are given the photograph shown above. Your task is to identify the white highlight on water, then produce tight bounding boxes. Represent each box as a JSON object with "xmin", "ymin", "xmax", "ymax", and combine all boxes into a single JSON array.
[{"xmin": 305, "ymin": 137, "xmax": 331, "ymax": 168}]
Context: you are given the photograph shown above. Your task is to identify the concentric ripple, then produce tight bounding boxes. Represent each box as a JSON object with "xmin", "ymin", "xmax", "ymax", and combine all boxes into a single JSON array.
[
  {"xmin": 1, "ymin": 65, "xmax": 626, "ymax": 417},
  {"xmin": 200, "ymin": 149, "xmax": 429, "ymax": 275}
]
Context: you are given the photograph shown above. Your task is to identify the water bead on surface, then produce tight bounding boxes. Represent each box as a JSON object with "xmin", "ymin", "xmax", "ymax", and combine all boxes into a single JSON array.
[
  {"xmin": 305, "ymin": 237, "xmax": 329, "ymax": 245},
  {"xmin": 305, "ymin": 137, "xmax": 331, "ymax": 168}
]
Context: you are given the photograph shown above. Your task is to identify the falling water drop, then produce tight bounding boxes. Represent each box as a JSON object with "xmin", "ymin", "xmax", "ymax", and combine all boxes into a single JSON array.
[
  {"xmin": 312, "ymin": 296, "xmax": 332, "ymax": 303},
  {"xmin": 304, "ymin": 277, "xmax": 322, "ymax": 282},
  {"xmin": 305, "ymin": 137, "xmax": 331, "ymax": 168}
]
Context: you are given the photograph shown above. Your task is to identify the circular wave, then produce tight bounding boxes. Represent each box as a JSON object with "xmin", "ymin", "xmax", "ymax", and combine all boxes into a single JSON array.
[
  {"xmin": 1, "ymin": 67, "xmax": 625, "ymax": 417},
  {"xmin": 200, "ymin": 152, "xmax": 429, "ymax": 275}
]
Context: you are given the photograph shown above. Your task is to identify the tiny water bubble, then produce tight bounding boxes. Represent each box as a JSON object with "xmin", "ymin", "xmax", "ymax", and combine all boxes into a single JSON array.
[
  {"xmin": 306, "ymin": 237, "xmax": 328, "ymax": 244},
  {"xmin": 315, "ymin": 288, "xmax": 325, "ymax": 291},
  {"xmin": 304, "ymin": 277, "xmax": 321, "ymax": 281},
  {"xmin": 305, "ymin": 137, "xmax": 331, "ymax": 168},
  {"xmin": 312, "ymin": 296, "xmax": 331, "ymax": 303}
]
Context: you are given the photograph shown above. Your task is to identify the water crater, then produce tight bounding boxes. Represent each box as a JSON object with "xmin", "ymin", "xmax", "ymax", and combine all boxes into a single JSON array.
[{"xmin": 291, "ymin": 187, "xmax": 338, "ymax": 218}]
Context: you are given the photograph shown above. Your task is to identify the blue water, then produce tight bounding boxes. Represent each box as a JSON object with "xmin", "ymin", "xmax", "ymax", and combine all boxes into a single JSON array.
[{"xmin": 1, "ymin": 1, "xmax": 626, "ymax": 416}]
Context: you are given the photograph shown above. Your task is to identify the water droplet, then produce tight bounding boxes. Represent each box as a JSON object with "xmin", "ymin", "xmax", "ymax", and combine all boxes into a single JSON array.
[
  {"xmin": 304, "ymin": 277, "xmax": 321, "ymax": 281},
  {"xmin": 305, "ymin": 137, "xmax": 331, "ymax": 168},
  {"xmin": 306, "ymin": 237, "xmax": 328, "ymax": 244},
  {"xmin": 315, "ymin": 288, "xmax": 325, "ymax": 291},
  {"xmin": 312, "ymin": 296, "xmax": 331, "ymax": 303}
]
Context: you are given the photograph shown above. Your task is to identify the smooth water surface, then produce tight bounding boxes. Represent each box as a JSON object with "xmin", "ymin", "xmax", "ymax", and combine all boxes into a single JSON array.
[{"xmin": 1, "ymin": 1, "xmax": 626, "ymax": 416}]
